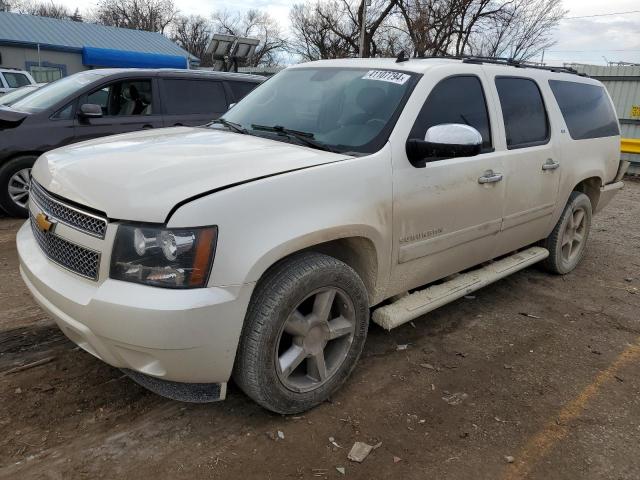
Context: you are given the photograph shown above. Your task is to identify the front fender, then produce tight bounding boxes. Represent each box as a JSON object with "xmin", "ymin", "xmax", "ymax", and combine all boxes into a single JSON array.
[{"xmin": 168, "ymin": 144, "xmax": 394, "ymax": 293}]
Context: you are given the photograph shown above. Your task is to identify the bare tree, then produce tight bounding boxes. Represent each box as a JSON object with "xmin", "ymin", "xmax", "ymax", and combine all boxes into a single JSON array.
[
  {"xmin": 289, "ymin": 2, "xmax": 353, "ymax": 61},
  {"xmin": 289, "ymin": 0, "xmax": 400, "ymax": 59},
  {"xmin": 397, "ymin": 0, "xmax": 460, "ymax": 57},
  {"xmin": 469, "ymin": 0, "xmax": 566, "ymax": 60},
  {"xmin": 171, "ymin": 15, "xmax": 211, "ymax": 66},
  {"xmin": 70, "ymin": 7, "xmax": 83, "ymax": 22},
  {"xmin": 211, "ymin": 9, "xmax": 287, "ymax": 67},
  {"xmin": 10, "ymin": 0, "xmax": 72, "ymax": 19},
  {"xmin": 93, "ymin": 0, "xmax": 177, "ymax": 33},
  {"xmin": 317, "ymin": 0, "xmax": 399, "ymax": 57}
]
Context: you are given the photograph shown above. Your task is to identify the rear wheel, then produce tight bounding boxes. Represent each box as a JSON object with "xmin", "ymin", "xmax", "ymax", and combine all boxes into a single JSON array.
[
  {"xmin": 0, "ymin": 156, "xmax": 37, "ymax": 217},
  {"xmin": 541, "ymin": 191, "xmax": 592, "ymax": 274},
  {"xmin": 233, "ymin": 252, "xmax": 369, "ymax": 414}
]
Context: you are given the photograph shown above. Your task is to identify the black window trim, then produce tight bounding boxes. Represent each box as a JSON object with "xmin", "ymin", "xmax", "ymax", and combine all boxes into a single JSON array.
[
  {"xmin": 494, "ymin": 75, "xmax": 551, "ymax": 150},
  {"xmin": 407, "ymin": 73, "xmax": 495, "ymax": 166}
]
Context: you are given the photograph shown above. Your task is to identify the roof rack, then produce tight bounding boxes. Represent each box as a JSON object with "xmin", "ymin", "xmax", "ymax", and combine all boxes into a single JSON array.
[{"xmin": 412, "ymin": 54, "xmax": 587, "ymax": 76}]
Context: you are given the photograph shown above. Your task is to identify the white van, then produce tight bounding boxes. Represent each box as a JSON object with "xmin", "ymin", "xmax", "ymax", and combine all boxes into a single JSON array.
[{"xmin": 17, "ymin": 57, "xmax": 627, "ymax": 413}]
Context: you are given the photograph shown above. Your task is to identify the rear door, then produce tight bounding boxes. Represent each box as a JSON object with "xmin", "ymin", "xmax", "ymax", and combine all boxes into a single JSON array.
[
  {"xmin": 488, "ymin": 75, "xmax": 561, "ymax": 254},
  {"xmin": 74, "ymin": 77, "xmax": 163, "ymax": 142},
  {"xmin": 160, "ymin": 78, "xmax": 229, "ymax": 127}
]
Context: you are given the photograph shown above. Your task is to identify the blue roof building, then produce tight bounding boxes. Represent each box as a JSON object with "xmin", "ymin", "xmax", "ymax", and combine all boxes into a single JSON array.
[{"xmin": 0, "ymin": 12, "xmax": 198, "ymax": 82}]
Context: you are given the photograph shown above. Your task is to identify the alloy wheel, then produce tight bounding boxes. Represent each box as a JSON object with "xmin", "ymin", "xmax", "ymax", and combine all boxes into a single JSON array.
[
  {"xmin": 275, "ymin": 287, "xmax": 356, "ymax": 393},
  {"xmin": 8, "ymin": 167, "xmax": 31, "ymax": 209},
  {"xmin": 561, "ymin": 206, "xmax": 587, "ymax": 263}
]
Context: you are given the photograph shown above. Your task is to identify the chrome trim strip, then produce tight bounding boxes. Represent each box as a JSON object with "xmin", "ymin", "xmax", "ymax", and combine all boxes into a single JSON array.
[{"xmin": 30, "ymin": 181, "xmax": 107, "ymax": 239}]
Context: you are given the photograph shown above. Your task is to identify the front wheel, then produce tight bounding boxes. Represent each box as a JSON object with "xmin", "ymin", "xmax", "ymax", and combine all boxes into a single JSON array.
[
  {"xmin": 0, "ymin": 156, "xmax": 37, "ymax": 217},
  {"xmin": 233, "ymin": 252, "xmax": 369, "ymax": 414},
  {"xmin": 541, "ymin": 191, "xmax": 592, "ymax": 274}
]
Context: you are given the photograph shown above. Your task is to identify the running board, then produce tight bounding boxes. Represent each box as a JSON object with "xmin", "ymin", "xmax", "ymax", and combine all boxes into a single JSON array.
[{"xmin": 372, "ymin": 247, "xmax": 549, "ymax": 331}]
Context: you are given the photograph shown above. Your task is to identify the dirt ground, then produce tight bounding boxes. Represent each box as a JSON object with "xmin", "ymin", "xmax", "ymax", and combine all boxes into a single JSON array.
[{"xmin": 1, "ymin": 180, "xmax": 639, "ymax": 480}]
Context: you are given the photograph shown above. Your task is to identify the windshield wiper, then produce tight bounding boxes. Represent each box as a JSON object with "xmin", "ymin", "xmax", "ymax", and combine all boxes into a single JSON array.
[
  {"xmin": 250, "ymin": 124, "xmax": 336, "ymax": 153},
  {"xmin": 210, "ymin": 118, "xmax": 248, "ymax": 134}
]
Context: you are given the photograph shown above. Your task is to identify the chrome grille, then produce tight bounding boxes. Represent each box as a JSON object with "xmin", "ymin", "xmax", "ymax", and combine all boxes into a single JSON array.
[
  {"xmin": 30, "ymin": 181, "xmax": 107, "ymax": 239},
  {"xmin": 30, "ymin": 215, "xmax": 101, "ymax": 280}
]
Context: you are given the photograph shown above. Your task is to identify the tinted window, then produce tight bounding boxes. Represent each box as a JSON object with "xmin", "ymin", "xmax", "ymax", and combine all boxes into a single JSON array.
[
  {"xmin": 163, "ymin": 79, "xmax": 227, "ymax": 115},
  {"xmin": 87, "ymin": 80, "xmax": 153, "ymax": 116},
  {"xmin": 410, "ymin": 76, "xmax": 492, "ymax": 151},
  {"xmin": 495, "ymin": 78, "xmax": 549, "ymax": 149},
  {"xmin": 549, "ymin": 80, "xmax": 619, "ymax": 140},
  {"xmin": 229, "ymin": 81, "xmax": 259, "ymax": 102},
  {"xmin": 3, "ymin": 72, "xmax": 31, "ymax": 88}
]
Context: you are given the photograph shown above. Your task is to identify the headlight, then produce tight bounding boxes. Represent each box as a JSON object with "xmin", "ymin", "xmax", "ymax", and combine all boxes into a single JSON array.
[{"xmin": 110, "ymin": 224, "xmax": 217, "ymax": 288}]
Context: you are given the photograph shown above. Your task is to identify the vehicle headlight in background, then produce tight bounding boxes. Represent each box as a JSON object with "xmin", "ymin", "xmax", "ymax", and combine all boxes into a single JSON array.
[{"xmin": 110, "ymin": 224, "xmax": 217, "ymax": 288}]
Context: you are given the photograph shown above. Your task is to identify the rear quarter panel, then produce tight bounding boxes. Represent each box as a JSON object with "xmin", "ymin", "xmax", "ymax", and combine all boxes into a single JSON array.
[{"xmin": 542, "ymin": 74, "xmax": 620, "ymax": 232}]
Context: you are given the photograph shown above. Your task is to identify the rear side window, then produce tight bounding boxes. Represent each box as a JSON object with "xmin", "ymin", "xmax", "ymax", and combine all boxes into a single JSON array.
[
  {"xmin": 549, "ymin": 80, "xmax": 619, "ymax": 140},
  {"xmin": 495, "ymin": 77, "xmax": 549, "ymax": 149},
  {"xmin": 3, "ymin": 72, "xmax": 31, "ymax": 88},
  {"xmin": 229, "ymin": 81, "xmax": 259, "ymax": 102},
  {"xmin": 410, "ymin": 75, "xmax": 492, "ymax": 151},
  {"xmin": 163, "ymin": 79, "xmax": 227, "ymax": 115}
]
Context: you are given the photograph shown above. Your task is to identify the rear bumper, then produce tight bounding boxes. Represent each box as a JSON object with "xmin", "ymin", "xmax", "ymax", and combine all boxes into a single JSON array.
[
  {"xmin": 596, "ymin": 180, "xmax": 624, "ymax": 214},
  {"xmin": 17, "ymin": 221, "xmax": 254, "ymax": 386}
]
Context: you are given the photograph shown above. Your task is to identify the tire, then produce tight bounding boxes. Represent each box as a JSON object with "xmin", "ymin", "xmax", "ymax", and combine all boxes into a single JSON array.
[
  {"xmin": 541, "ymin": 191, "xmax": 592, "ymax": 274},
  {"xmin": 233, "ymin": 252, "xmax": 370, "ymax": 414},
  {"xmin": 0, "ymin": 156, "xmax": 37, "ymax": 218}
]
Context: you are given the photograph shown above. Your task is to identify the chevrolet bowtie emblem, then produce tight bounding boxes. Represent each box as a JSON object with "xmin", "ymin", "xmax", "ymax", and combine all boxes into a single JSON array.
[{"xmin": 35, "ymin": 212, "xmax": 54, "ymax": 233}]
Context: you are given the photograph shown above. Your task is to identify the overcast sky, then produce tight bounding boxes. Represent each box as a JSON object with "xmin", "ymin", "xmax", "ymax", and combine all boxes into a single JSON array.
[{"xmin": 54, "ymin": 0, "xmax": 640, "ymax": 65}]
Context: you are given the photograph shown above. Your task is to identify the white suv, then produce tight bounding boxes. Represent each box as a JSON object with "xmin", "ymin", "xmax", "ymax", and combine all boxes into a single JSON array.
[
  {"xmin": 0, "ymin": 68, "xmax": 36, "ymax": 95},
  {"xmin": 17, "ymin": 58, "xmax": 627, "ymax": 413}
]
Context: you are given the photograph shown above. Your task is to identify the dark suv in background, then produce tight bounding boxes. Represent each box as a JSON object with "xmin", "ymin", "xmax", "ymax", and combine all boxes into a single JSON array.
[{"xmin": 0, "ymin": 69, "xmax": 263, "ymax": 216}]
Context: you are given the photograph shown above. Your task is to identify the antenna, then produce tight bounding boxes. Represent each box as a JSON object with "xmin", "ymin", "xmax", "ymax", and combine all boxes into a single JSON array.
[{"xmin": 396, "ymin": 50, "xmax": 409, "ymax": 63}]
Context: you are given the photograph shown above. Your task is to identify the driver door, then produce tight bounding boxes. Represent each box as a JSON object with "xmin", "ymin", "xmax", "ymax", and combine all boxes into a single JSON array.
[{"xmin": 389, "ymin": 73, "xmax": 507, "ymax": 292}]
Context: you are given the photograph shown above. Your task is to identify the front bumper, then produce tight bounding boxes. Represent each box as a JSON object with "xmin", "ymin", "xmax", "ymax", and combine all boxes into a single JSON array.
[{"xmin": 17, "ymin": 221, "xmax": 254, "ymax": 389}]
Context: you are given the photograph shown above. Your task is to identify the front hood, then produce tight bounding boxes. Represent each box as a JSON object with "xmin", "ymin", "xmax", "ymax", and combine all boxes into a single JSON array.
[
  {"xmin": 32, "ymin": 127, "xmax": 349, "ymax": 222},
  {"xmin": 0, "ymin": 105, "xmax": 29, "ymax": 129}
]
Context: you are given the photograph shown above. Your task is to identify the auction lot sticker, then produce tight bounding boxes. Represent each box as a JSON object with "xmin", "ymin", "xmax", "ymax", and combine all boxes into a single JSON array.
[{"xmin": 363, "ymin": 70, "xmax": 411, "ymax": 85}]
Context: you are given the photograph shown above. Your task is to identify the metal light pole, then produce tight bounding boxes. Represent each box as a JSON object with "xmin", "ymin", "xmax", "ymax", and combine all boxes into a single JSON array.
[{"xmin": 358, "ymin": 0, "xmax": 370, "ymax": 58}]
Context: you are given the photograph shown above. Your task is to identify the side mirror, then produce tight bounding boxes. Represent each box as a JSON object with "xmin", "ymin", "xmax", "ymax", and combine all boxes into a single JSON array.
[
  {"xmin": 78, "ymin": 103, "xmax": 103, "ymax": 119},
  {"xmin": 406, "ymin": 124, "xmax": 483, "ymax": 165}
]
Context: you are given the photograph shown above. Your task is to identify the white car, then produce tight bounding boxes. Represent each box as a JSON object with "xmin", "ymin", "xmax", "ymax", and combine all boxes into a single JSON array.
[
  {"xmin": 17, "ymin": 57, "xmax": 627, "ymax": 413},
  {"xmin": 0, "ymin": 68, "xmax": 36, "ymax": 95}
]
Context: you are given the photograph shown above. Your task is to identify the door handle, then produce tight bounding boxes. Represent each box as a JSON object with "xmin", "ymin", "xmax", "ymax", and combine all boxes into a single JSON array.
[
  {"xmin": 542, "ymin": 159, "xmax": 560, "ymax": 170},
  {"xmin": 478, "ymin": 171, "xmax": 503, "ymax": 184},
  {"xmin": 142, "ymin": 124, "xmax": 154, "ymax": 129}
]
